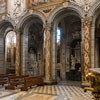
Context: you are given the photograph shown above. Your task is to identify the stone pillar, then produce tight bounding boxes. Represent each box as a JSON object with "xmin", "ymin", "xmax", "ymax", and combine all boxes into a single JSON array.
[
  {"xmin": 38, "ymin": 39, "xmax": 44, "ymax": 76},
  {"xmin": 95, "ymin": 38, "xmax": 99, "ymax": 68},
  {"xmin": 60, "ymin": 37, "xmax": 66, "ymax": 81},
  {"xmin": 82, "ymin": 18, "xmax": 92, "ymax": 80},
  {"xmin": 81, "ymin": 20, "xmax": 85, "ymax": 82},
  {"xmin": 15, "ymin": 29, "xmax": 21, "ymax": 76},
  {"xmin": 91, "ymin": 21, "xmax": 95, "ymax": 68},
  {"xmin": 11, "ymin": 46, "xmax": 14, "ymax": 66},
  {"xmin": 44, "ymin": 23, "xmax": 52, "ymax": 84},
  {"xmin": 51, "ymin": 31, "xmax": 57, "ymax": 82}
]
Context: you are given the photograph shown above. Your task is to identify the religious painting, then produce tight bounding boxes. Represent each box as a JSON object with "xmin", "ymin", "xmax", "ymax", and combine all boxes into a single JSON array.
[
  {"xmin": 27, "ymin": 0, "xmax": 49, "ymax": 8},
  {"xmin": 28, "ymin": 0, "xmax": 39, "ymax": 7},
  {"xmin": 0, "ymin": 0, "xmax": 6, "ymax": 15}
]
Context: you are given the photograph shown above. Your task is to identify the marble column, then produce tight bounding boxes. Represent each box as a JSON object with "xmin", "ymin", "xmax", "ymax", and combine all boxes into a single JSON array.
[
  {"xmin": 91, "ymin": 23, "xmax": 95, "ymax": 68},
  {"xmin": 38, "ymin": 40, "xmax": 44, "ymax": 76},
  {"xmin": 15, "ymin": 29, "xmax": 21, "ymax": 76},
  {"xmin": 95, "ymin": 38, "xmax": 99, "ymax": 68},
  {"xmin": 82, "ymin": 18, "xmax": 92, "ymax": 80},
  {"xmin": 44, "ymin": 23, "xmax": 52, "ymax": 84},
  {"xmin": 11, "ymin": 46, "xmax": 14, "ymax": 66},
  {"xmin": 60, "ymin": 38, "xmax": 66, "ymax": 81},
  {"xmin": 51, "ymin": 31, "xmax": 56, "ymax": 82}
]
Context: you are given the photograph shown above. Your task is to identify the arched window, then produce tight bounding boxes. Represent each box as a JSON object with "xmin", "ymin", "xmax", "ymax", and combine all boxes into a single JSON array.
[
  {"xmin": 5, "ymin": 31, "xmax": 16, "ymax": 67},
  {"xmin": 56, "ymin": 28, "xmax": 61, "ymax": 63},
  {"xmin": 57, "ymin": 28, "xmax": 61, "ymax": 44}
]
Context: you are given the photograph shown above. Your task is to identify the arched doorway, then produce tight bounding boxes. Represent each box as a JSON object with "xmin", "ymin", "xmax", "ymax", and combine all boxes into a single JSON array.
[
  {"xmin": 20, "ymin": 16, "xmax": 44, "ymax": 76},
  {"xmin": 5, "ymin": 31, "xmax": 16, "ymax": 74},
  {"xmin": 0, "ymin": 20, "xmax": 14, "ymax": 74},
  {"xmin": 52, "ymin": 9, "xmax": 82, "ymax": 82}
]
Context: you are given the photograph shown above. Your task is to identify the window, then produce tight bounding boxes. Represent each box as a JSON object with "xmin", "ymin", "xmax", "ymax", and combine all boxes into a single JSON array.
[
  {"xmin": 57, "ymin": 28, "xmax": 61, "ymax": 43},
  {"xmin": 56, "ymin": 28, "xmax": 61, "ymax": 63}
]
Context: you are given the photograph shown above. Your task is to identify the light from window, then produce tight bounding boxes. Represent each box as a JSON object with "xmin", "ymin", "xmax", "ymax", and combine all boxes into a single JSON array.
[{"xmin": 57, "ymin": 28, "xmax": 61, "ymax": 43}]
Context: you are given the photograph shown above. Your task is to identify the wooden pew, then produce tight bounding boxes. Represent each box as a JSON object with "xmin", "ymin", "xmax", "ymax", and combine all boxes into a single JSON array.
[
  {"xmin": 21, "ymin": 76, "xmax": 44, "ymax": 91},
  {"xmin": 5, "ymin": 75, "xmax": 28, "ymax": 90},
  {"xmin": 0, "ymin": 74, "xmax": 14, "ymax": 86},
  {"xmin": 0, "ymin": 74, "xmax": 7, "ymax": 85}
]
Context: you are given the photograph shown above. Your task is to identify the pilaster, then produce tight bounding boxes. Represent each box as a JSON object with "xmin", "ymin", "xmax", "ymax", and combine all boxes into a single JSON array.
[
  {"xmin": 15, "ymin": 28, "xmax": 21, "ymax": 76},
  {"xmin": 44, "ymin": 23, "xmax": 53, "ymax": 84},
  {"xmin": 82, "ymin": 17, "xmax": 92, "ymax": 80}
]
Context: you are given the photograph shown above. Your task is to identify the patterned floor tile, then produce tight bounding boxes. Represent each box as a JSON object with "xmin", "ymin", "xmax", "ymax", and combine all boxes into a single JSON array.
[{"xmin": 0, "ymin": 82, "xmax": 93, "ymax": 100}]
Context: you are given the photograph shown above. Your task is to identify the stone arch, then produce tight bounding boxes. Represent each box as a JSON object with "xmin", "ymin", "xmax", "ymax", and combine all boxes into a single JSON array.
[
  {"xmin": 48, "ymin": 4, "xmax": 84, "ymax": 23},
  {"xmin": 0, "ymin": 20, "xmax": 15, "ymax": 74},
  {"xmin": 50, "ymin": 5, "xmax": 82, "ymax": 81},
  {"xmin": 18, "ymin": 12, "xmax": 46, "ymax": 29},
  {"xmin": 20, "ymin": 13, "xmax": 44, "ymax": 75},
  {"xmin": 0, "ymin": 20, "xmax": 14, "ymax": 37},
  {"xmin": 88, "ymin": 0, "xmax": 100, "ymax": 19},
  {"xmin": 90, "ymin": 1, "xmax": 100, "ymax": 68},
  {"xmin": 0, "ymin": 18, "xmax": 15, "ymax": 27}
]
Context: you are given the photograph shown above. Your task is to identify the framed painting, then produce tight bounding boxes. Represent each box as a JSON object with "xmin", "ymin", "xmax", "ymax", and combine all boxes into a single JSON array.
[
  {"xmin": 27, "ymin": 0, "xmax": 39, "ymax": 7},
  {"xmin": 27, "ymin": 0, "xmax": 48, "ymax": 8},
  {"xmin": 0, "ymin": 0, "xmax": 7, "ymax": 15}
]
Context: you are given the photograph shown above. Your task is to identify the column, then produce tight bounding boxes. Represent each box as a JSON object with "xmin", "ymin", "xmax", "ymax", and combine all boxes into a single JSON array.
[
  {"xmin": 44, "ymin": 23, "xmax": 52, "ymax": 84},
  {"xmin": 38, "ymin": 39, "xmax": 44, "ymax": 76},
  {"xmin": 95, "ymin": 38, "xmax": 99, "ymax": 68},
  {"xmin": 82, "ymin": 18, "xmax": 92, "ymax": 80},
  {"xmin": 51, "ymin": 31, "xmax": 57, "ymax": 82},
  {"xmin": 16, "ymin": 29, "xmax": 21, "ymax": 76},
  {"xmin": 11, "ymin": 46, "xmax": 14, "ymax": 66},
  {"xmin": 60, "ymin": 38, "xmax": 66, "ymax": 81},
  {"xmin": 91, "ymin": 22, "xmax": 95, "ymax": 68},
  {"xmin": 60, "ymin": 20, "xmax": 66, "ymax": 81}
]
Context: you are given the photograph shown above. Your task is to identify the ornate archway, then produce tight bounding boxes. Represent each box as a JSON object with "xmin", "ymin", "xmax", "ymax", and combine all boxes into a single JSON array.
[{"xmin": 49, "ymin": 8, "xmax": 82, "ymax": 82}]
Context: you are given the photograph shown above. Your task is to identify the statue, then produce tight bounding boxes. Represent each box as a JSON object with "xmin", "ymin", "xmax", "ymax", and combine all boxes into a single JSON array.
[{"xmin": 71, "ymin": 55, "xmax": 77, "ymax": 70}]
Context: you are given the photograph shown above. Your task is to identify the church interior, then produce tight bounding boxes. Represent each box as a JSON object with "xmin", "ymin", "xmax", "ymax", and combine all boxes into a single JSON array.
[{"xmin": 0, "ymin": 0, "xmax": 100, "ymax": 100}]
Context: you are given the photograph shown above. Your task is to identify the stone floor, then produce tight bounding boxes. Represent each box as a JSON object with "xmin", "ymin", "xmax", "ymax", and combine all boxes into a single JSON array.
[{"xmin": 0, "ymin": 81, "xmax": 93, "ymax": 100}]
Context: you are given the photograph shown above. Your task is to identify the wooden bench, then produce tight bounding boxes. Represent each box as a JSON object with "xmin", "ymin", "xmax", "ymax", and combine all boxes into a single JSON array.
[
  {"xmin": 21, "ymin": 76, "xmax": 44, "ymax": 91},
  {"xmin": 6, "ymin": 75, "xmax": 28, "ymax": 90},
  {"xmin": 0, "ymin": 74, "xmax": 7, "ymax": 85},
  {"xmin": 0, "ymin": 74, "xmax": 15, "ymax": 86}
]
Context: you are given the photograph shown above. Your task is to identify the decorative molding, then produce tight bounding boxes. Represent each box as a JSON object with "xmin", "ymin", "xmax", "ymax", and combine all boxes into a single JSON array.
[
  {"xmin": 70, "ymin": 0, "xmax": 96, "ymax": 12},
  {"xmin": 30, "ymin": 0, "xmax": 65, "ymax": 10}
]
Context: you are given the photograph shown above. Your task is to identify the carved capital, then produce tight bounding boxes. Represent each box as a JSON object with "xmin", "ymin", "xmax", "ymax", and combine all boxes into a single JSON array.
[
  {"xmin": 43, "ymin": 23, "xmax": 52, "ymax": 31},
  {"xmin": 13, "ymin": 26, "xmax": 22, "ymax": 34},
  {"xmin": 81, "ymin": 17, "xmax": 92, "ymax": 26}
]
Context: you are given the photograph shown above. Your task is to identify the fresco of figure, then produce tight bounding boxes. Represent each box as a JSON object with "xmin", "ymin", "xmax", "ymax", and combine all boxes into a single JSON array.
[
  {"xmin": 29, "ymin": 0, "xmax": 39, "ymax": 6},
  {"xmin": 29, "ymin": 0, "xmax": 52, "ymax": 6}
]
